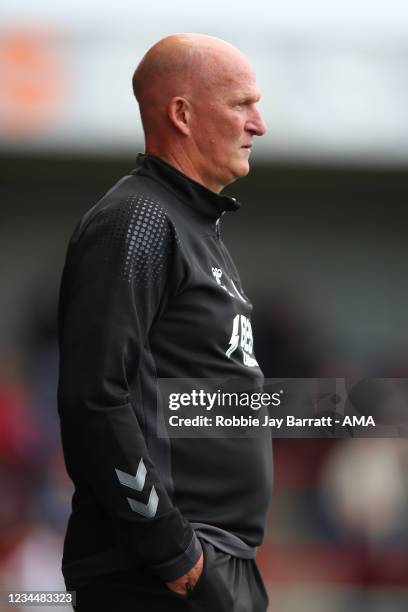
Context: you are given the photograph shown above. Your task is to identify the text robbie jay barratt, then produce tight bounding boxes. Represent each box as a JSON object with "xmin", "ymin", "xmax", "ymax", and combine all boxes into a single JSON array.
[{"xmin": 168, "ymin": 415, "xmax": 376, "ymax": 427}]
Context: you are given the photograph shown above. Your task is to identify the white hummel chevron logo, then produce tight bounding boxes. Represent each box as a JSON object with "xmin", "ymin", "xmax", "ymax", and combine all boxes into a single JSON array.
[
  {"xmin": 127, "ymin": 486, "xmax": 158, "ymax": 518},
  {"xmin": 115, "ymin": 459, "xmax": 158, "ymax": 518},
  {"xmin": 115, "ymin": 459, "xmax": 147, "ymax": 491}
]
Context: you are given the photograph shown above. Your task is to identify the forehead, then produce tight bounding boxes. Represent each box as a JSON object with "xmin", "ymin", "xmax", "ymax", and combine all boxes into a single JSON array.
[
  {"xmin": 210, "ymin": 57, "xmax": 260, "ymax": 100},
  {"xmin": 218, "ymin": 75, "xmax": 261, "ymax": 103}
]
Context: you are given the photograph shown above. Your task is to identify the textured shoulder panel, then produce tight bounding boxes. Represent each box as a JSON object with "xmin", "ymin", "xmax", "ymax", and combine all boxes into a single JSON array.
[{"xmin": 89, "ymin": 193, "xmax": 176, "ymax": 287}]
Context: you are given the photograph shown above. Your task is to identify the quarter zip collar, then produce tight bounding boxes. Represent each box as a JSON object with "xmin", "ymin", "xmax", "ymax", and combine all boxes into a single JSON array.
[{"xmin": 133, "ymin": 153, "xmax": 241, "ymax": 220}]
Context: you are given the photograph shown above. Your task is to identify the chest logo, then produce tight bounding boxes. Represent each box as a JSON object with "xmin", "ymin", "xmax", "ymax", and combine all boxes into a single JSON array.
[
  {"xmin": 226, "ymin": 314, "xmax": 258, "ymax": 367},
  {"xmin": 212, "ymin": 267, "xmax": 223, "ymax": 284},
  {"xmin": 211, "ymin": 267, "xmax": 247, "ymax": 303}
]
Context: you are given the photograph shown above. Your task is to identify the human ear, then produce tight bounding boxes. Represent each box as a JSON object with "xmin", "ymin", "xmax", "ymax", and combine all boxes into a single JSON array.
[{"xmin": 168, "ymin": 97, "xmax": 191, "ymax": 136}]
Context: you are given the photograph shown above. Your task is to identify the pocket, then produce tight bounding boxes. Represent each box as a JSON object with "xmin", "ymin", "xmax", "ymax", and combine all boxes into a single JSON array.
[
  {"xmin": 167, "ymin": 539, "xmax": 234, "ymax": 611},
  {"xmin": 167, "ymin": 539, "xmax": 209, "ymax": 601},
  {"xmin": 186, "ymin": 540, "xmax": 235, "ymax": 612},
  {"xmin": 185, "ymin": 540, "xmax": 209, "ymax": 598}
]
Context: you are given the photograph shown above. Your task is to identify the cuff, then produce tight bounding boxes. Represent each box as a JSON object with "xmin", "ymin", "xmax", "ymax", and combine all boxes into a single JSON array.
[{"xmin": 151, "ymin": 532, "xmax": 203, "ymax": 582}]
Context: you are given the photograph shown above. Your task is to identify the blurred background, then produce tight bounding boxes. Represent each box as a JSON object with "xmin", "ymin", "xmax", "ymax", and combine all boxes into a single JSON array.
[{"xmin": 1, "ymin": 0, "xmax": 408, "ymax": 610}]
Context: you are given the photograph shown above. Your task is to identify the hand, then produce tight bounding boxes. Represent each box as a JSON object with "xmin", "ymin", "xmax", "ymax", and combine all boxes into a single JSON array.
[{"xmin": 165, "ymin": 552, "xmax": 204, "ymax": 596}]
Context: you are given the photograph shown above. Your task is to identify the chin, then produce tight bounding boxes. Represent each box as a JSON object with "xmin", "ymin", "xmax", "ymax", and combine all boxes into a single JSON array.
[
  {"xmin": 218, "ymin": 162, "xmax": 250, "ymax": 190},
  {"xmin": 234, "ymin": 161, "xmax": 250, "ymax": 178}
]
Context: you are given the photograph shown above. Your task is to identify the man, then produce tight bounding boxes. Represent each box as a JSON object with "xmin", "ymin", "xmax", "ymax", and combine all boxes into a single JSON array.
[{"xmin": 58, "ymin": 34, "xmax": 272, "ymax": 611}]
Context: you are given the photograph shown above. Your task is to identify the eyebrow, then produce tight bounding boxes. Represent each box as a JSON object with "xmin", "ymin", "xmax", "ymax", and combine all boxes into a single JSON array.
[{"xmin": 235, "ymin": 93, "xmax": 261, "ymax": 104}]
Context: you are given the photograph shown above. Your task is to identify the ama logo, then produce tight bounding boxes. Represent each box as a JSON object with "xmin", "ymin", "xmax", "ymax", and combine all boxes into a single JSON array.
[{"xmin": 342, "ymin": 415, "xmax": 375, "ymax": 427}]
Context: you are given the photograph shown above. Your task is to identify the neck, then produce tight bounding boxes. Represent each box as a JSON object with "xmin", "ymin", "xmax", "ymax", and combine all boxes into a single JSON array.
[{"xmin": 145, "ymin": 144, "xmax": 223, "ymax": 194}]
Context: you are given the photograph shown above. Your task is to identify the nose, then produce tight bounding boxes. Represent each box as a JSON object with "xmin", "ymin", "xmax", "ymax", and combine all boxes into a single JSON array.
[{"xmin": 246, "ymin": 105, "xmax": 267, "ymax": 137}]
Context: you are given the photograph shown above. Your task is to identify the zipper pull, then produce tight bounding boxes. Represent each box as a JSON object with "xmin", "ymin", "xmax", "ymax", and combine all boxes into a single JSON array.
[{"xmin": 215, "ymin": 211, "xmax": 225, "ymax": 239}]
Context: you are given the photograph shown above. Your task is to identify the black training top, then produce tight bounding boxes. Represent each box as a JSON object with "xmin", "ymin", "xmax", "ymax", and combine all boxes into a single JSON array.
[{"xmin": 58, "ymin": 154, "xmax": 273, "ymax": 589}]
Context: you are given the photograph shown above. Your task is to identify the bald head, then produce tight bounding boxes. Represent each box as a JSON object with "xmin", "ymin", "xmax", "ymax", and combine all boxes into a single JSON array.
[
  {"xmin": 132, "ymin": 34, "xmax": 265, "ymax": 192},
  {"xmin": 133, "ymin": 34, "xmax": 207, "ymax": 102},
  {"xmin": 133, "ymin": 34, "xmax": 253, "ymax": 126}
]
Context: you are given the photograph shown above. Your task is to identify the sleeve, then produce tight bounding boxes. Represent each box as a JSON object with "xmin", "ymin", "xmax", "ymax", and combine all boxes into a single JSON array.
[{"xmin": 57, "ymin": 194, "xmax": 201, "ymax": 582}]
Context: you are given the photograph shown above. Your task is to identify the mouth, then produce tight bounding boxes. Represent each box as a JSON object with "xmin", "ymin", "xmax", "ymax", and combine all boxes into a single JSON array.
[{"xmin": 241, "ymin": 144, "xmax": 252, "ymax": 151}]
